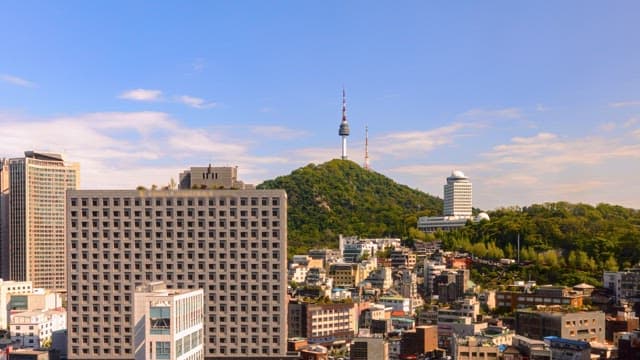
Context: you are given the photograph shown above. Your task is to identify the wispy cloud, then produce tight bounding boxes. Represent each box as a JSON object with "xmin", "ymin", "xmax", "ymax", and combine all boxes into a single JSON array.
[
  {"xmin": 373, "ymin": 122, "xmax": 479, "ymax": 158},
  {"xmin": 609, "ymin": 100, "xmax": 640, "ymax": 108},
  {"xmin": 176, "ymin": 95, "xmax": 216, "ymax": 109},
  {"xmin": 0, "ymin": 74, "xmax": 36, "ymax": 88},
  {"xmin": 0, "ymin": 111, "xmax": 287, "ymax": 189},
  {"xmin": 118, "ymin": 89, "xmax": 162, "ymax": 102}
]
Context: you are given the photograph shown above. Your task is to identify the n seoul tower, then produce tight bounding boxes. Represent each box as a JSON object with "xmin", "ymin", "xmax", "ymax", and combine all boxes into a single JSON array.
[{"xmin": 338, "ymin": 88, "xmax": 350, "ymax": 160}]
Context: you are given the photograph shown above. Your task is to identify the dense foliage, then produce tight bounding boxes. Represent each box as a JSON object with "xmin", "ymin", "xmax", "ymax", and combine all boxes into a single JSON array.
[
  {"xmin": 257, "ymin": 159, "xmax": 443, "ymax": 254},
  {"xmin": 441, "ymin": 202, "xmax": 640, "ymax": 286}
]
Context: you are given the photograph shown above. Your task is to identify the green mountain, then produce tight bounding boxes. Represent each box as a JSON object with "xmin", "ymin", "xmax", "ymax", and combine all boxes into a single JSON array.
[{"xmin": 257, "ymin": 159, "xmax": 442, "ymax": 254}]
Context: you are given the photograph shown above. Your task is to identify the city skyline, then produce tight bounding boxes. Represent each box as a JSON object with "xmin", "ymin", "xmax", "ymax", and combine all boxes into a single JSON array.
[{"xmin": 1, "ymin": 2, "xmax": 640, "ymax": 210}]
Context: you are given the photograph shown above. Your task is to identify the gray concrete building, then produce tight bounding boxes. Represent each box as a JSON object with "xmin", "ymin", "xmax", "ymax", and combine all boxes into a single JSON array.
[
  {"xmin": 0, "ymin": 158, "xmax": 9, "ymax": 280},
  {"xmin": 4, "ymin": 151, "xmax": 78, "ymax": 291},
  {"xmin": 515, "ymin": 308, "xmax": 605, "ymax": 343},
  {"xmin": 66, "ymin": 189, "xmax": 287, "ymax": 359},
  {"xmin": 179, "ymin": 165, "xmax": 253, "ymax": 190}
]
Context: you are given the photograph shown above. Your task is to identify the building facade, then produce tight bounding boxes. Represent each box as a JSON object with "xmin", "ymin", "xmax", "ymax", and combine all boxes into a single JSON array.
[
  {"xmin": 133, "ymin": 282, "xmax": 204, "ymax": 360},
  {"xmin": 0, "ymin": 279, "xmax": 33, "ymax": 329},
  {"xmin": 7, "ymin": 151, "xmax": 79, "ymax": 291},
  {"xmin": 444, "ymin": 170, "xmax": 472, "ymax": 217},
  {"xmin": 66, "ymin": 189, "xmax": 287, "ymax": 359},
  {"xmin": 178, "ymin": 165, "xmax": 253, "ymax": 190},
  {"xmin": 9, "ymin": 308, "xmax": 66, "ymax": 348},
  {"xmin": 515, "ymin": 309, "xmax": 605, "ymax": 343},
  {"xmin": 288, "ymin": 301, "xmax": 355, "ymax": 345}
]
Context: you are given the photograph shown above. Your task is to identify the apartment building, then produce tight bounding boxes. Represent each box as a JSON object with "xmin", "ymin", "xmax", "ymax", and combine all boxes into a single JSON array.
[
  {"xmin": 133, "ymin": 281, "xmax": 204, "ymax": 360},
  {"xmin": 66, "ymin": 189, "xmax": 287, "ymax": 359},
  {"xmin": 5, "ymin": 151, "xmax": 79, "ymax": 291}
]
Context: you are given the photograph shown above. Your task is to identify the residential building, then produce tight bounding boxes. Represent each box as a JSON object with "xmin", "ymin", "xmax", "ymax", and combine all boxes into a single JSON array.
[
  {"xmin": 400, "ymin": 325, "xmax": 438, "ymax": 359},
  {"xmin": 453, "ymin": 326, "xmax": 515, "ymax": 360},
  {"xmin": 299, "ymin": 345, "xmax": 328, "ymax": 360},
  {"xmin": 515, "ymin": 308, "xmax": 605, "ymax": 343},
  {"xmin": 7, "ymin": 151, "xmax": 79, "ymax": 291},
  {"xmin": 9, "ymin": 308, "xmax": 66, "ymax": 348},
  {"xmin": 328, "ymin": 263, "xmax": 363, "ymax": 288},
  {"xmin": 133, "ymin": 281, "xmax": 204, "ymax": 360},
  {"xmin": 0, "ymin": 280, "xmax": 33, "ymax": 329},
  {"xmin": 360, "ymin": 267, "xmax": 392, "ymax": 291},
  {"xmin": 379, "ymin": 296, "xmax": 411, "ymax": 314},
  {"xmin": 390, "ymin": 248, "xmax": 416, "ymax": 270},
  {"xmin": 604, "ymin": 268, "xmax": 640, "ymax": 303},
  {"xmin": 496, "ymin": 285, "xmax": 584, "ymax": 311},
  {"xmin": 605, "ymin": 308, "xmax": 638, "ymax": 341},
  {"xmin": 288, "ymin": 301, "xmax": 355, "ymax": 345},
  {"xmin": 545, "ymin": 337, "xmax": 591, "ymax": 360},
  {"xmin": 350, "ymin": 336, "xmax": 388, "ymax": 360},
  {"xmin": 178, "ymin": 165, "xmax": 253, "ymax": 190},
  {"xmin": 66, "ymin": 189, "xmax": 287, "ymax": 359}
]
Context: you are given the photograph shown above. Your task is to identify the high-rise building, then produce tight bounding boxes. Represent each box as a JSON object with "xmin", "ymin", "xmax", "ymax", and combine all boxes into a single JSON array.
[
  {"xmin": 66, "ymin": 189, "xmax": 287, "ymax": 359},
  {"xmin": 418, "ymin": 170, "xmax": 476, "ymax": 233},
  {"xmin": 0, "ymin": 158, "xmax": 9, "ymax": 280},
  {"xmin": 443, "ymin": 170, "xmax": 472, "ymax": 217},
  {"xmin": 6, "ymin": 151, "xmax": 79, "ymax": 291}
]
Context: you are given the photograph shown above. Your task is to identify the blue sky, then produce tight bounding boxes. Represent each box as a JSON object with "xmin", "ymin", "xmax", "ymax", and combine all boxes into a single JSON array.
[{"xmin": 1, "ymin": 1, "xmax": 639, "ymax": 209}]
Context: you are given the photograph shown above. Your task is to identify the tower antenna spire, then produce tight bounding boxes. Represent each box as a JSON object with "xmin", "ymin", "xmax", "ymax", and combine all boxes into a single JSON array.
[
  {"xmin": 338, "ymin": 87, "xmax": 350, "ymax": 160},
  {"xmin": 364, "ymin": 125, "xmax": 370, "ymax": 170}
]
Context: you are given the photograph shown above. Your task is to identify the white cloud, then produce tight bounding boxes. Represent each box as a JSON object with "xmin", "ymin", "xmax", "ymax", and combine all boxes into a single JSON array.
[
  {"xmin": 536, "ymin": 104, "xmax": 550, "ymax": 112},
  {"xmin": 0, "ymin": 111, "xmax": 289, "ymax": 190},
  {"xmin": 176, "ymin": 95, "xmax": 216, "ymax": 109},
  {"xmin": 609, "ymin": 100, "xmax": 640, "ymax": 108},
  {"xmin": 118, "ymin": 89, "xmax": 162, "ymax": 102},
  {"xmin": 373, "ymin": 122, "xmax": 477, "ymax": 157},
  {"xmin": 0, "ymin": 74, "xmax": 36, "ymax": 88},
  {"xmin": 192, "ymin": 58, "xmax": 206, "ymax": 73}
]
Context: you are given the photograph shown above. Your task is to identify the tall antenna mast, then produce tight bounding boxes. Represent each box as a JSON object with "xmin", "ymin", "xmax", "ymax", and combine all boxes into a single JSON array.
[{"xmin": 364, "ymin": 125, "xmax": 370, "ymax": 170}]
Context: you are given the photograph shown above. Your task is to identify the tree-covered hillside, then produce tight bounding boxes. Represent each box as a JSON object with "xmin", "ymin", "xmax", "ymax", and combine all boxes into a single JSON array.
[
  {"xmin": 441, "ymin": 202, "xmax": 640, "ymax": 286},
  {"xmin": 257, "ymin": 159, "xmax": 442, "ymax": 254}
]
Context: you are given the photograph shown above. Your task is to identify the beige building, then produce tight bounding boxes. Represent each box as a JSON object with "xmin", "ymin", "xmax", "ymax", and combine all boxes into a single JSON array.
[
  {"xmin": 0, "ymin": 279, "xmax": 33, "ymax": 329},
  {"xmin": 6, "ymin": 151, "xmax": 79, "ymax": 291},
  {"xmin": 328, "ymin": 263, "xmax": 363, "ymax": 288},
  {"xmin": 9, "ymin": 308, "xmax": 66, "ymax": 348},
  {"xmin": 134, "ymin": 282, "xmax": 204, "ymax": 360},
  {"xmin": 66, "ymin": 189, "xmax": 287, "ymax": 359},
  {"xmin": 179, "ymin": 165, "xmax": 253, "ymax": 190},
  {"xmin": 288, "ymin": 301, "xmax": 356, "ymax": 344}
]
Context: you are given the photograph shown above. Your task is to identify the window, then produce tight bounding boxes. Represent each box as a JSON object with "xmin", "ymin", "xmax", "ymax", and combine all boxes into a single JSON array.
[
  {"xmin": 149, "ymin": 306, "xmax": 170, "ymax": 334},
  {"xmin": 156, "ymin": 341, "xmax": 170, "ymax": 360}
]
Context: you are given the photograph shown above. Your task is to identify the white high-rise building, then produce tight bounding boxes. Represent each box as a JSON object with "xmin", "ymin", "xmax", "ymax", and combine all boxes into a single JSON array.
[
  {"xmin": 417, "ymin": 170, "xmax": 481, "ymax": 233},
  {"xmin": 443, "ymin": 170, "xmax": 472, "ymax": 217}
]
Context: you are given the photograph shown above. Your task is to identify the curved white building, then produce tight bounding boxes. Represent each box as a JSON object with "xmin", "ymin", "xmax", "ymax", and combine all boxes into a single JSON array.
[{"xmin": 444, "ymin": 170, "xmax": 472, "ymax": 217}]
